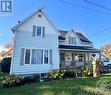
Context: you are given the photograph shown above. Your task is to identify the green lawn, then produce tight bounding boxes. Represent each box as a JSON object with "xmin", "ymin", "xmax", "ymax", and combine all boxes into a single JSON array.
[{"xmin": 0, "ymin": 72, "xmax": 111, "ymax": 95}]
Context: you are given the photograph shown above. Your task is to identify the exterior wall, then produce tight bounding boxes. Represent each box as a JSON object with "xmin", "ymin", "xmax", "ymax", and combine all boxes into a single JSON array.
[
  {"xmin": 10, "ymin": 11, "xmax": 59, "ymax": 75},
  {"xmin": 18, "ymin": 11, "xmax": 57, "ymax": 35},
  {"xmin": 10, "ymin": 30, "xmax": 59, "ymax": 75}
]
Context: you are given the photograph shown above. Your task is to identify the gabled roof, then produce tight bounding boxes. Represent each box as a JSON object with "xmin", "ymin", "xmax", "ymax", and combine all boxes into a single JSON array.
[
  {"xmin": 58, "ymin": 30, "xmax": 68, "ymax": 38},
  {"xmin": 75, "ymin": 32, "xmax": 92, "ymax": 43},
  {"xmin": 58, "ymin": 36, "xmax": 66, "ymax": 40},
  {"xmin": 11, "ymin": 8, "xmax": 42, "ymax": 31},
  {"xmin": 58, "ymin": 30, "xmax": 92, "ymax": 43},
  {"xmin": 11, "ymin": 8, "xmax": 59, "ymax": 34}
]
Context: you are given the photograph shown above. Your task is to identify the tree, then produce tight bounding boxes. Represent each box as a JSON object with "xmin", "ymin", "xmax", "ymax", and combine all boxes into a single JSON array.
[
  {"xmin": 0, "ymin": 36, "xmax": 14, "ymax": 58},
  {"xmin": 100, "ymin": 43, "xmax": 111, "ymax": 59}
]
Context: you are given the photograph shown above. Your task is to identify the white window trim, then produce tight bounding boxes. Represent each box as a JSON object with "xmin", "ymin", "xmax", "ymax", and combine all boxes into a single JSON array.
[
  {"xmin": 44, "ymin": 49, "xmax": 49, "ymax": 64},
  {"xmin": 36, "ymin": 26, "xmax": 44, "ymax": 37},
  {"xmin": 43, "ymin": 50, "xmax": 44, "ymax": 64},
  {"xmin": 48, "ymin": 50, "xmax": 50, "ymax": 64},
  {"xmin": 69, "ymin": 37, "xmax": 76, "ymax": 45},
  {"xmin": 22, "ymin": 48, "xmax": 51, "ymax": 65},
  {"xmin": 23, "ymin": 49, "xmax": 31, "ymax": 65},
  {"xmin": 30, "ymin": 49, "xmax": 32, "ymax": 64},
  {"xmin": 23, "ymin": 48, "xmax": 26, "ymax": 65},
  {"xmin": 31, "ymin": 49, "xmax": 43, "ymax": 64}
]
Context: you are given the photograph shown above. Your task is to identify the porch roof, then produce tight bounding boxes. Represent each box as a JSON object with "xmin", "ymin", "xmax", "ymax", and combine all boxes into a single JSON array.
[{"xmin": 59, "ymin": 45, "xmax": 100, "ymax": 52}]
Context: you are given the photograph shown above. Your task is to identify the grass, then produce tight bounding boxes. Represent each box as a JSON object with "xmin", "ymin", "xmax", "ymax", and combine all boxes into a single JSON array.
[{"xmin": 0, "ymin": 70, "xmax": 111, "ymax": 95}]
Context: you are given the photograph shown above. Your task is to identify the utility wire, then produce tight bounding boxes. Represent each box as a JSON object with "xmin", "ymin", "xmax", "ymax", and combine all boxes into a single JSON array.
[
  {"xmin": 83, "ymin": 0, "xmax": 111, "ymax": 11},
  {"xmin": 89, "ymin": 26, "xmax": 111, "ymax": 38},
  {"xmin": 59, "ymin": 0, "xmax": 111, "ymax": 38},
  {"xmin": 94, "ymin": 33, "xmax": 111, "ymax": 45},
  {"xmin": 59, "ymin": 0, "xmax": 111, "ymax": 15}
]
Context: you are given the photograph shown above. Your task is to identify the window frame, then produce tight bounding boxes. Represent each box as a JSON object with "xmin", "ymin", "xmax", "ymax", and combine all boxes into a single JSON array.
[
  {"xmin": 78, "ymin": 53, "xmax": 83, "ymax": 62},
  {"xmin": 31, "ymin": 49, "xmax": 43, "ymax": 64},
  {"xmin": 22, "ymin": 48, "xmax": 51, "ymax": 65},
  {"xmin": 69, "ymin": 37, "xmax": 76, "ymax": 45},
  {"xmin": 37, "ymin": 26, "xmax": 42, "ymax": 36},
  {"xmin": 36, "ymin": 26, "xmax": 45, "ymax": 37},
  {"xmin": 44, "ymin": 50, "xmax": 49, "ymax": 64},
  {"xmin": 78, "ymin": 53, "xmax": 85, "ymax": 62},
  {"xmin": 24, "ymin": 49, "xmax": 31, "ymax": 65}
]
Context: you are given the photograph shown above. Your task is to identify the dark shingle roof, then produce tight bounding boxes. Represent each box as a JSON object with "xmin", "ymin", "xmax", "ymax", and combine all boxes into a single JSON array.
[
  {"xmin": 58, "ymin": 30, "xmax": 68, "ymax": 38},
  {"xmin": 58, "ymin": 30, "xmax": 92, "ymax": 43},
  {"xmin": 75, "ymin": 32, "xmax": 92, "ymax": 43},
  {"xmin": 59, "ymin": 45, "xmax": 100, "ymax": 52},
  {"xmin": 58, "ymin": 36, "xmax": 65, "ymax": 40}
]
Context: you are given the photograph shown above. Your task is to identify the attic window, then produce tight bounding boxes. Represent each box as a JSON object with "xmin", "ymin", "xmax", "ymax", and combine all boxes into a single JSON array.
[{"xmin": 38, "ymin": 14, "xmax": 42, "ymax": 17}]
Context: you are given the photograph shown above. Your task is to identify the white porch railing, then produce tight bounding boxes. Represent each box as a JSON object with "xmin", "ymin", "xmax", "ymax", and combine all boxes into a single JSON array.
[{"xmin": 60, "ymin": 61, "xmax": 92, "ymax": 69}]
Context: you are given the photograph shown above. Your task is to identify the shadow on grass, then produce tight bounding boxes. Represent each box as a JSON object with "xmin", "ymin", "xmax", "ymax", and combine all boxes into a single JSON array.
[{"xmin": 0, "ymin": 75, "xmax": 111, "ymax": 95}]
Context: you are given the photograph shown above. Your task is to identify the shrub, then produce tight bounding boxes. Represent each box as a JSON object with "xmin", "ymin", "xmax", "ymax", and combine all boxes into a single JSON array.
[
  {"xmin": 0, "ymin": 57, "xmax": 11, "ymax": 73},
  {"xmin": 46, "ymin": 69, "xmax": 66, "ymax": 80},
  {"xmin": 0, "ymin": 75, "xmax": 23, "ymax": 88},
  {"xmin": 63, "ymin": 71, "xmax": 76, "ymax": 78},
  {"xmin": 81, "ymin": 66, "xmax": 92, "ymax": 77},
  {"xmin": 22, "ymin": 74, "xmax": 40, "ymax": 84}
]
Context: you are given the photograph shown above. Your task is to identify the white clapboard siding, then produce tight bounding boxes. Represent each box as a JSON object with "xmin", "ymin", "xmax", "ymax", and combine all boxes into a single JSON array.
[
  {"xmin": 10, "ymin": 10, "xmax": 59, "ymax": 75},
  {"xmin": 11, "ymin": 31, "xmax": 59, "ymax": 75}
]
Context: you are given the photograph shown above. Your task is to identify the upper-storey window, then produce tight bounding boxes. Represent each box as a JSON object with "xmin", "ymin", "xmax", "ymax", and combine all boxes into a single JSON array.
[
  {"xmin": 32, "ymin": 25, "xmax": 45, "ymax": 37},
  {"xmin": 69, "ymin": 37, "xmax": 76, "ymax": 45},
  {"xmin": 37, "ymin": 26, "xmax": 41, "ymax": 36}
]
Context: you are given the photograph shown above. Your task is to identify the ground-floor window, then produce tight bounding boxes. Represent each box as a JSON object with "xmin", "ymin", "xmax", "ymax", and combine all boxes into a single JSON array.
[
  {"xmin": 78, "ymin": 54, "xmax": 83, "ymax": 62},
  {"xmin": 44, "ymin": 50, "xmax": 49, "ymax": 64},
  {"xmin": 71, "ymin": 53, "xmax": 86, "ymax": 62},
  {"xmin": 78, "ymin": 53, "xmax": 86, "ymax": 62},
  {"xmin": 25, "ymin": 49, "xmax": 31, "ymax": 64},
  {"xmin": 31, "ymin": 49, "xmax": 43, "ymax": 64},
  {"xmin": 20, "ymin": 48, "xmax": 52, "ymax": 65}
]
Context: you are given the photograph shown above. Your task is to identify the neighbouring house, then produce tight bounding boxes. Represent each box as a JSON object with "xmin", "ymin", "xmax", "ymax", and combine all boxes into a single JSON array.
[{"xmin": 10, "ymin": 9, "xmax": 100, "ymax": 75}]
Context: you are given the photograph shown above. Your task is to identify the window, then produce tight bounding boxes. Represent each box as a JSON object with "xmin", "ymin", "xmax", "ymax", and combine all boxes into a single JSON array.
[
  {"xmin": 69, "ymin": 37, "xmax": 76, "ymax": 44},
  {"xmin": 32, "ymin": 26, "xmax": 45, "ymax": 37},
  {"xmin": 78, "ymin": 53, "xmax": 86, "ymax": 62},
  {"xmin": 31, "ymin": 49, "xmax": 43, "ymax": 64},
  {"xmin": 25, "ymin": 49, "xmax": 31, "ymax": 64},
  {"xmin": 44, "ymin": 50, "xmax": 48, "ymax": 64},
  {"xmin": 37, "ymin": 26, "xmax": 41, "ymax": 36},
  {"xmin": 78, "ymin": 54, "xmax": 83, "ymax": 62},
  {"xmin": 20, "ymin": 49, "xmax": 52, "ymax": 65}
]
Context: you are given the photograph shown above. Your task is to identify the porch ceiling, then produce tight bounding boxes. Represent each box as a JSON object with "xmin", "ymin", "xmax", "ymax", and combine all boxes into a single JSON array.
[{"xmin": 59, "ymin": 45, "xmax": 100, "ymax": 53}]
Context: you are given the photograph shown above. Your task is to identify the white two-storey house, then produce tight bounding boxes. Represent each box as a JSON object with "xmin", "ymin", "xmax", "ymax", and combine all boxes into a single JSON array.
[{"xmin": 10, "ymin": 9, "xmax": 100, "ymax": 75}]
